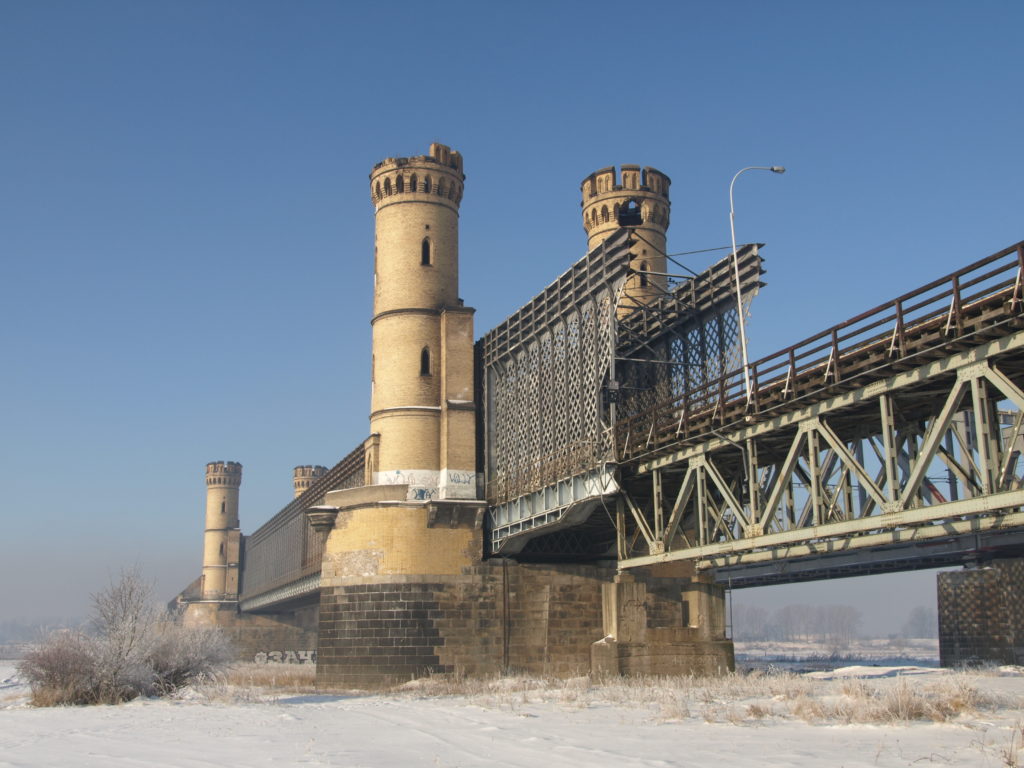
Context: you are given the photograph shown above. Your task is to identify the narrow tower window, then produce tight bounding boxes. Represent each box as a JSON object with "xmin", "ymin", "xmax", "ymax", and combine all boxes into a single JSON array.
[
  {"xmin": 424, "ymin": 175, "xmax": 432, "ymax": 194},
  {"xmin": 410, "ymin": 173, "xmax": 418, "ymax": 192},
  {"xmin": 421, "ymin": 238, "xmax": 431, "ymax": 266},
  {"xmin": 221, "ymin": 501, "xmax": 225, "ymax": 514},
  {"xmin": 396, "ymin": 175, "xmax": 404, "ymax": 193},
  {"xmin": 640, "ymin": 263, "xmax": 650, "ymax": 288},
  {"xmin": 420, "ymin": 347, "xmax": 431, "ymax": 376},
  {"xmin": 384, "ymin": 178, "xmax": 392, "ymax": 195}
]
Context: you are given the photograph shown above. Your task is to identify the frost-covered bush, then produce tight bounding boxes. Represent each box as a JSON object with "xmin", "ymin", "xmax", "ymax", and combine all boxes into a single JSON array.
[{"xmin": 18, "ymin": 570, "xmax": 232, "ymax": 706}]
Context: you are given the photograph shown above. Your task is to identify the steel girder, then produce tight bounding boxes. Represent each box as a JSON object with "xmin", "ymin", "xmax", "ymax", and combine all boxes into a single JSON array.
[{"xmin": 617, "ymin": 331, "xmax": 1024, "ymax": 572}]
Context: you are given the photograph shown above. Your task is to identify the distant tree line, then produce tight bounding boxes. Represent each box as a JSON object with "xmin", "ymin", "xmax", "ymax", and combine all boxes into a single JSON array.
[
  {"xmin": 732, "ymin": 603, "xmax": 938, "ymax": 645},
  {"xmin": 732, "ymin": 603, "xmax": 862, "ymax": 646}
]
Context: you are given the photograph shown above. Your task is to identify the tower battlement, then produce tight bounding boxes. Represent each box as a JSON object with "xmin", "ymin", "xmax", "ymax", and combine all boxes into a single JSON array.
[
  {"xmin": 205, "ymin": 461, "xmax": 242, "ymax": 487},
  {"xmin": 371, "ymin": 143, "xmax": 465, "ymax": 208},
  {"xmin": 580, "ymin": 164, "xmax": 671, "ymax": 241},
  {"xmin": 293, "ymin": 464, "xmax": 328, "ymax": 497}
]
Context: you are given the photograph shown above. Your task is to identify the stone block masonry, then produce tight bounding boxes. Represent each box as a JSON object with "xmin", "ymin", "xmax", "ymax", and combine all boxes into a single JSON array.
[
  {"xmin": 316, "ymin": 560, "xmax": 733, "ymax": 689},
  {"xmin": 938, "ymin": 559, "xmax": 1024, "ymax": 666}
]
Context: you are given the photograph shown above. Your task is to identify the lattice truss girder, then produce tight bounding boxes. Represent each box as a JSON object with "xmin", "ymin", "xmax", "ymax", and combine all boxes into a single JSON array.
[
  {"xmin": 485, "ymin": 282, "xmax": 619, "ymax": 505},
  {"xmin": 616, "ymin": 333, "xmax": 1024, "ymax": 570},
  {"xmin": 480, "ymin": 234, "xmax": 764, "ymax": 517}
]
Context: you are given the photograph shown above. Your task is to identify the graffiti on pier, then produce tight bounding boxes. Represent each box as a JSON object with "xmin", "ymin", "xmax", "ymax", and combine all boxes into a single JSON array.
[{"xmin": 254, "ymin": 650, "xmax": 317, "ymax": 664}]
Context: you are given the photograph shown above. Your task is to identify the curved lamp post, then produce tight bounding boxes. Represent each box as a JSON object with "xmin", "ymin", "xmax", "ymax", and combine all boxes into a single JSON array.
[{"xmin": 729, "ymin": 165, "xmax": 786, "ymax": 408}]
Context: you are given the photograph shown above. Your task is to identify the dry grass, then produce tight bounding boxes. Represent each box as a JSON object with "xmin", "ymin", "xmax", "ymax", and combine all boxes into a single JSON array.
[
  {"xmin": 220, "ymin": 663, "xmax": 317, "ymax": 695},
  {"xmin": 178, "ymin": 664, "xmax": 1022, "ymax": 730},
  {"xmin": 384, "ymin": 668, "xmax": 1019, "ymax": 726}
]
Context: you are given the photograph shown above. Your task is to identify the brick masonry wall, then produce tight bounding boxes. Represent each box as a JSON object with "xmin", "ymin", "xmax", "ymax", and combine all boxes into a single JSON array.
[
  {"xmin": 938, "ymin": 560, "xmax": 1024, "ymax": 666},
  {"xmin": 317, "ymin": 563, "xmax": 611, "ymax": 688},
  {"xmin": 316, "ymin": 561, "xmax": 733, "ymax": 689}
]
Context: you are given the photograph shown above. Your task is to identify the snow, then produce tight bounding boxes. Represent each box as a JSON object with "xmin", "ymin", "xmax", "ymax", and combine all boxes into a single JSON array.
[{"xmin": 2, "ymin": 661, "xmax": 1023, "ymax": 767}]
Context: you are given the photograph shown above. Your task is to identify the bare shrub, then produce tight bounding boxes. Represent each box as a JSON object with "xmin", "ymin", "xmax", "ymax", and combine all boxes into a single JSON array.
[
  {"xmin": 19, "ymin": 631, "xmax": 99, "ymax": 706},
  {"xmin": 18, "ymin": 569, "xmax": 232, "ymax": 706},
  {"xmin": 149, "ymin": 622, "xmax": 233, "ymax": 693}
]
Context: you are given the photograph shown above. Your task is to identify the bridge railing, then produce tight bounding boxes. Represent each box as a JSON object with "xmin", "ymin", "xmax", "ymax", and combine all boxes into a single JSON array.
[{"xmin": 617, "ymin": 240, "xmax": 1024, "ymax": 461}]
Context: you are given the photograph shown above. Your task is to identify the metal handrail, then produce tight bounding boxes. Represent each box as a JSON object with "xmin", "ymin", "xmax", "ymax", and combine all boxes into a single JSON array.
[{"xmin": 617, "ymin": 240, "xmax": 1024, "ymax": 461}]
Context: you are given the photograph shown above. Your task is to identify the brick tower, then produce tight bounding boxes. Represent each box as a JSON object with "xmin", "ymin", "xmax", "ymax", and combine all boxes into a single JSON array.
[
  {"xmin": 201, "ymin": 461, "xmax": 242, "ymax": 601},
  {"xmin": 581, "ymin": 165, "xmax": 671, "ymax": 314},
  {"xmin": 293, "ymin": 465, "xmax": 327, "ymax": 498},
  {"xmin": 365, "ymin": 142, "xmax": 477, "ymax": 501},
  {"xmin": 314, "ymin": 143, "xmax": 486, "ymax": 688}
]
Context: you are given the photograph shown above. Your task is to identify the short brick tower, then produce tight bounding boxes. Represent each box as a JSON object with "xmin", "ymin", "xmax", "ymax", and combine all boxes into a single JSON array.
[
  {"xmin": 292, "ymin": 465, "xmax": 327, "ymax": 499},
  {"xmin": 581, "ymin": 165, "xmax": 671, "ymax": 314}
]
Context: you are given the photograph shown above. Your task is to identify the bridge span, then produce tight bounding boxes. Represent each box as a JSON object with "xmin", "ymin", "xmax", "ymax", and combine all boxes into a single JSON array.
[{"xmin": 611, "ymin": 240, "xmax": 1024, "ymax": 587}]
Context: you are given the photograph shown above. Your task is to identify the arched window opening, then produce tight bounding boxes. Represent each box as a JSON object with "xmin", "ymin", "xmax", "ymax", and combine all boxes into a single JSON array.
[
  {"xmin": 424, "ymin": 175, "xmax": 432, "ymax": 194},
  {"xmin": 410, "ymin": 174, "xmax": 418, "ymax": 192},
  {"xmin": 438, "ymin": 179, "xmax": 446, "ymax": 197},
  {"xmin": 640, "ymin": 263, "xmax": 649, "ymax": 288},
  {"xmin": 396, "ymin": 175, "xmax": 404, "ymax": 193},
  {"xmin": 421, "ymin": 237, "xmax": 431, "ymax": 266},
  {"xmin": 375, "ymin": 181, "xmax": 382, "ymax": 200},
  {"xmin": 420, "ymin": 347, "xmax": 431, "ymax": 376},
  {"xmin": 221, "ymin": 501, "xmax": 225, "ymax": 514},
  {"xmin": 384, "ymin": 178, "xmax": 392, "ymax": 195},
  {"xmin": 601, "ymin": 205, "xmax": 609, "ymax": 223},
  {"xmin": 448, "ymin": 183, "xmax": 456, "ymax": 200},
  {"xmin": 619, "ymin": 199, "xmax": 642, "ymax": 227}
]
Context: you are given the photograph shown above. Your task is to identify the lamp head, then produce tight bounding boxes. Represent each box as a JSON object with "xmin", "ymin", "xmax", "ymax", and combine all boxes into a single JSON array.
[{"xmin": 770, "ymin": 166, "xmax": 786, "ymax": 174}]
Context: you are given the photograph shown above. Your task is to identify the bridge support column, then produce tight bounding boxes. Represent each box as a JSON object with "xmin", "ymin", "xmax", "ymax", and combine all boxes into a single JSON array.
[
  {"xmin": 938, "ymin": 559, "xmax": 1024, "ymax": 667},
  {"xmin": 591, "ymin": 567, "xmax": 733, "ymax": 676}
]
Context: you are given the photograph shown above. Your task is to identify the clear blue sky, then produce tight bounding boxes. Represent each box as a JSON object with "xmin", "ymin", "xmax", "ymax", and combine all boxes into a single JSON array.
[{"xmin": 1, "ymin": 1, "xmax": 1021, "ymax": 633}]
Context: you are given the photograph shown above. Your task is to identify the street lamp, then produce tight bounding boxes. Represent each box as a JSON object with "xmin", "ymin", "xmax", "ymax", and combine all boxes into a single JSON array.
[{"xmin": 729, "ymin": 165, "xmax": 785, "ymax": 409}]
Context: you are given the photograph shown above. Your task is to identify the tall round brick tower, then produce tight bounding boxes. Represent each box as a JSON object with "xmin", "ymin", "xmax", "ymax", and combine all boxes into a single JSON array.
[
  {"xmin": 367, "ymin": 142, "xmax": 476, "ymax": 501},
  {"xmin": 201, "ymin": 460, "xmax": 242, "ymax": 600},
  {"xmin": 580, "ymin": 165, "xmax": 671, "ymax": 314},
  {"xmin": 314, "ymin": 144, "xmax": 485, "ymax": 689}
]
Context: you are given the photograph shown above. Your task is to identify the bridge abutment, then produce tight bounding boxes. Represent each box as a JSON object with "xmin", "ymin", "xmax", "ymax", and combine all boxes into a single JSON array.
[
  {"xmin": 315, "ymin": 487, "xmax": 733, "ymax": 688},
  {"xmin": 938, "ymin": 559, "xmax": 1024, "ymax": 667}
]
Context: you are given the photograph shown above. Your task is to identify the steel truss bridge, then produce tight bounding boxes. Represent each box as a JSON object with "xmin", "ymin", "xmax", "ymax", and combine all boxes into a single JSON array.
[
  {"xmin": 611, "ymin": 239, "xmax": 1024, "ymax": 585},
  {"xmin": 232, "ymin": 234, "xmax": 1024, "ymax": 612}
]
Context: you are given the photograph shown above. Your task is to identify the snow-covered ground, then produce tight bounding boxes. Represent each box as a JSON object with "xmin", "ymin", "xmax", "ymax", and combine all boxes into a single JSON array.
[{"xmin": 3, "ymin": 660, "xmax": 1023, "ymax": 767}]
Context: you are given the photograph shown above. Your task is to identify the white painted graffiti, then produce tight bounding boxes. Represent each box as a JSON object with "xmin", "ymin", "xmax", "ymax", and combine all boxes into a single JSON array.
[{"xmin": 253, "ymin": 650, "xmax": 317, "ymax": 664}]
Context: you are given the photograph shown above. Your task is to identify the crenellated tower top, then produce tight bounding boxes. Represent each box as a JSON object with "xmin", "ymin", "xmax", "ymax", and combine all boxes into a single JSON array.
[
  {"xmin": 580, "ymin": 165, "xmax": 671, "ymax": 251},
  {"xmin": 581, "ymin": 164, "xmax": 672, "ymax": 315},
  {"xmin": 293, "ymin": 464, "xmax": 328, "ymax": 498},
  {"xmin": 205, "ymin": 461, "xmax": 242, "ymax": 488},
  {"xmin": 370, "ymin": 142, "xmax": 465, "ymax": 211}
]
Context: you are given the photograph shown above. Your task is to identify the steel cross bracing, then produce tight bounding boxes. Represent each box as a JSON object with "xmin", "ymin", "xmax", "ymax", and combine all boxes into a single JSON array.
[
  {"xmin": 615, "ymin": 241, "xmax": 1024, "ymax": 580},
  {"xmin": 238, "ymin": 442, "xmax": 365, "ymax": 611},
  {"xmin": 481, "ymin": 229, "xmax": 763, "ymax": 554}
]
